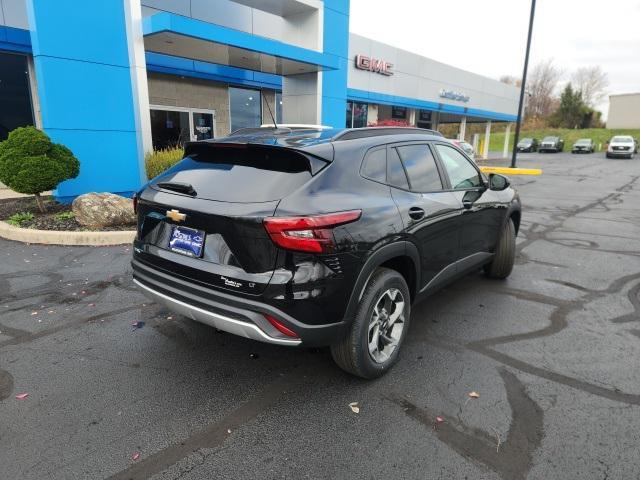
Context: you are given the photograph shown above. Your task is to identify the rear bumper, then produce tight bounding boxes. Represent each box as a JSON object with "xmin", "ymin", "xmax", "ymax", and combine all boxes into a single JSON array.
[{"xmin": 132, "ymin": 258, "xmax": 346, "ymax": 347}]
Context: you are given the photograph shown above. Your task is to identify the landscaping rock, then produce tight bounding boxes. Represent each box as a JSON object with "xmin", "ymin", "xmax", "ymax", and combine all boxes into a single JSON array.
[{"xmin": 72, "ymin": 193, "xmax": 135, "ymax": 228}]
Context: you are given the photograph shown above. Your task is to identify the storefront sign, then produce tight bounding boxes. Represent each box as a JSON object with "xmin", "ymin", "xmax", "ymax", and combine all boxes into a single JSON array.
[
  {"xmin": 439, "ymin": 89, "xmax": 470, "ymax": 103},
  {"xmin": 355, "ymin": 54, "xmax": 393, "ymax": 76}
]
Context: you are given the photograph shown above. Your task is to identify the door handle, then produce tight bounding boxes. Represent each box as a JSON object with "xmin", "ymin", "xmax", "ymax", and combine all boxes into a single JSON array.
[{"xmin": 408, "ymin": 207, "xmax": 425, "ymax": 220}]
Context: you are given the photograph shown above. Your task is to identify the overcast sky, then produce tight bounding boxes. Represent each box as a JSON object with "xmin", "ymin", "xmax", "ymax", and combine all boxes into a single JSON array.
[{"xmin": 350, "ymin": 0, "xmax": 640, "ymax": 117}]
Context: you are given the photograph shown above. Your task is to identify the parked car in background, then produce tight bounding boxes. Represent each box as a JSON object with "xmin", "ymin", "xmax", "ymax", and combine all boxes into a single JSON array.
[
  {"xmin": 449, "ymin": 139, "xmax": 475, "ymax": 158},
  {"xmin": 539, "ymin": 136, "xmax": 564, "ymax": 153},
  {"xmin": 606, "ymin": 135, "xmax": 637, "ymax": 159},
  {"xmin": 571, "ymin": 138, "xmax": 595, "ymax": 154},
  {"xmin": 516, "ymin": 137, "xmax": 539, "ymax": 152},
  {"xmin": 132, "ymin": 126, "xmax": 521, "ymax": 379}
]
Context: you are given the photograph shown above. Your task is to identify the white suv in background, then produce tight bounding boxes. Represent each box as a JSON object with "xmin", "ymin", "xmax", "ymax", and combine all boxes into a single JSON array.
[{"xmin": 606, "ymin": 136, "xmax": 637, "ymax": 159}]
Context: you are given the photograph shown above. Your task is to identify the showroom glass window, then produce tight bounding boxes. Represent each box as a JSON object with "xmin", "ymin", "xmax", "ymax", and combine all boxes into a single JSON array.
[
  {"xmin": 230, "ymin": 87, "xmax": 261, "ymax": 132},
  {"xmin": 149, "ymin": 109, "xmax": 190, "ymax": 150},
  {"xmin": 0, "ymin": 53, "xmax": 34, "ymax": 141},
  {"xmin": 345, "ymin": 101, "xmax": 368, "ymax": 128}
]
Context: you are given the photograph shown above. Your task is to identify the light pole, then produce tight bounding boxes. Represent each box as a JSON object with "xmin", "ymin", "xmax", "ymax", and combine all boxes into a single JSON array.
[{"xmin": 511, "ymin": 0, "xmax": 537, "ymax": 168}]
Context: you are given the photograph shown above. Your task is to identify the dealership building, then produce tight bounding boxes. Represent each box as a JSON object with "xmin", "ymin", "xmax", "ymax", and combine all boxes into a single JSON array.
[{"xmin": 0, "ymin": 0, "xmax": 519, "ymax": 200}]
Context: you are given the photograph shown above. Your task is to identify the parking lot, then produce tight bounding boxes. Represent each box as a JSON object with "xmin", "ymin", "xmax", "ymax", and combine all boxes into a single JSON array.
[{"xmin": 1, "ymin": 151, "xmax": 639, "ymax": 480}]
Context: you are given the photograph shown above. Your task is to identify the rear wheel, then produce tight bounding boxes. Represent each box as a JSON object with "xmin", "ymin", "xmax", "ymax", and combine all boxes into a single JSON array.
[
  {"xmin": 484, "ymin": 219, "xmax": 516, "ymax": 279},
  {"xmin": 331, "ymin": 268, "xmax": 410, "ymax": 379}
]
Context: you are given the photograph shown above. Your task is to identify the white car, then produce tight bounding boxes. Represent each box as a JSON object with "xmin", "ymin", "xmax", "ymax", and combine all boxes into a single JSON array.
[{"xmin": 606, "ymin": 135, "xmax": 637, "ymax": 159}]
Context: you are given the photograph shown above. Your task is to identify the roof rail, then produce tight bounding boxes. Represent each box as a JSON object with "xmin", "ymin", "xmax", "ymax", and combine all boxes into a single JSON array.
[{"xmin": 333, "ymin": 127, "xmax": 443, "ymax": 141}]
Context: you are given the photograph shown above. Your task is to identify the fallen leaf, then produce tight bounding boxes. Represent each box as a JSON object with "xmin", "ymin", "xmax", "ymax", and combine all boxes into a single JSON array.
[
  {"xmin": 31, "ymin": 311, "xmax": 38, "ymax": 316},
  {"xmin": 249, "ymin": 353, "xmax": 259, "ymax": 359},
  {"xmin": 349, "ymin": 402, "xmax": 360, "ymax": 414},
  {"xmin": 166, "ymin": 316, "xmax": 174, "ymax": 320},
  {"xmin": 227, "ymin": 429, "xmax": 232, "ymax": 434},
  {"xmin": 435, "ymin": 416, "xmax": 445, "ymax": 423},
  {"xmin": 132, "ymin": 452, "xmax": 140, "ymax": 461},
  {"xmin": 88, "ymin": 303, "xmax": 95, "ymax": 307},
  {"xmin": 468, "ymin": 391, "xmax": 480, "ymax": 399},
  {"xmin": 15, "ymin": 393, "xmax": 29, "ymax": 400},
  {"xmin": 131, "ymin": 321, "xmax": 145, "ymax": 330}
]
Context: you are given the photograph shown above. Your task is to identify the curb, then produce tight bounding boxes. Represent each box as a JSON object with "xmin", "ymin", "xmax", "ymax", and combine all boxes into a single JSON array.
[{"xmin": 0, "ymin": 221, "xmax": 136, "ymax": 246}]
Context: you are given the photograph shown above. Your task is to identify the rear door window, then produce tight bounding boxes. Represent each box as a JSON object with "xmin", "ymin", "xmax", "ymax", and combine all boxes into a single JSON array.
[
  {"xmin": 396, "ymin": 144, "xmax": 443, "ymax": 192},
  {"xmin": 361, "ymin": 147, "xmax": 387, "ymax": 183},
  {"xmin": 387, "ymin": 147, "xmax": 409, "ymax": 190},
  {"xmin": 435, "ymin": 144, "xmax": 483, "ymax": 190}
]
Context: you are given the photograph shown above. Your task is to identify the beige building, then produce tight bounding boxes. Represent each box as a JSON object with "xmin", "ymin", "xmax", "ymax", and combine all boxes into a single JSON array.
[{"xmin": 607, "ymin": 93, "xmax": 640, "ymax": 129}]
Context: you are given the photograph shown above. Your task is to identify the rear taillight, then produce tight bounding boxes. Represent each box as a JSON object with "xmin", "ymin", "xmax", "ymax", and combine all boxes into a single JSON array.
[
  {"xmin": 264, "ymin": 314, "xmax": 299, "ymax": 338},
  {"xmin": 132, "ymin": 194, "xmax": 138, "ymax": 214},
  {"xmin": 263, "ymin": 210, "xmax": 361, "ymax": 253}
]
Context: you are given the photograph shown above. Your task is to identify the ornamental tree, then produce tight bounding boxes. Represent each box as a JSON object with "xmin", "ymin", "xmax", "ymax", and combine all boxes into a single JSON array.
[{"xmin": 0, "ymin": 127, "xmax": 79, "ymax": 212}]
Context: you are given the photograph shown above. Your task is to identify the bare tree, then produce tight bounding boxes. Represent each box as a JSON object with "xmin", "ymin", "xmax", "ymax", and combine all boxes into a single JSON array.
[
  {"xmin": 526, "ymin": 59, "xmax": 562, "ymax": 119},
  {"xmin": 499, "ymin": 75, "xmax": 522, "ymax": 87},
  {"xmin": 571, "ymin": 66, "xmax": 609, "ymax": 108}
]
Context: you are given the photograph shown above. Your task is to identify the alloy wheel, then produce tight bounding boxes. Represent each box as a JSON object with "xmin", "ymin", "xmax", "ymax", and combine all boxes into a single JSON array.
[{"xmin": 367, "ymin": 288, "xmax": 406, "ymax": 364}]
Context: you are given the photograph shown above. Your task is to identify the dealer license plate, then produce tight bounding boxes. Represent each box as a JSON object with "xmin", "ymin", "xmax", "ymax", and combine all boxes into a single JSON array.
[{"xmin": 168, "ymin": 226, "xmax": 205, "ymax": 258}]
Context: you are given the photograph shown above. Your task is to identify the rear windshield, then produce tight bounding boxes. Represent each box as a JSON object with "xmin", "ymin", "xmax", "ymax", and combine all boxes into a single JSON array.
[
  {"xmin": 543, "ymin": 137, "xmax": 557, "ymax": 142},
  {"xmin": 519, "ymin": 138, "xmax": 533, "ymax": 143},
  {"xmin": 611, "ymin": 136, "xmax": 633, "ymax": 142},
  {"xmin": 151, "ymin": 144, "xmax": 324, "ymax": 203},
  {"xmin": 576, "ymin": 139, "xmax": 591, "ymax": 144}
]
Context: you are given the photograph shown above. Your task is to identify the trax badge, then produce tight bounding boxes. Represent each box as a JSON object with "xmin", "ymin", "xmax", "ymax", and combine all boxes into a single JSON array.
[{"xmin": 166, "ymin": 209, "xmax": 186, "ymax": 222}]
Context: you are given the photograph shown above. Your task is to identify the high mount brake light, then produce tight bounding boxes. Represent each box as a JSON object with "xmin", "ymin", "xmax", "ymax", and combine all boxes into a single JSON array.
[{"xmin": 263, "ymin": 210, "xmax": 362, "ymax": 253}]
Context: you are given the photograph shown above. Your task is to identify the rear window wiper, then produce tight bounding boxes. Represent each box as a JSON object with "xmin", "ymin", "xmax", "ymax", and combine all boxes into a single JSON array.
[{"xmin": 156, "ymin": 182, "xmax": 197, "ymax": 196}]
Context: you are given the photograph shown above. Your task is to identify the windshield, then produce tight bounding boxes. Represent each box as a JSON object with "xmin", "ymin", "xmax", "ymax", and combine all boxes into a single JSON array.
[
  {"xmin": 576, "ymin": 139, "xmax": 591, "ymax": 145},
  {"xmin": 611, "ymin": 136, "xmax": 633, "ymax": 142},
  {"xmin": 542, "ymin": 137, "xmax": 557, "ymax": 142},
  {"xmin": 519, "ymin": 138, "xmax": 532, "ymax": 144}
]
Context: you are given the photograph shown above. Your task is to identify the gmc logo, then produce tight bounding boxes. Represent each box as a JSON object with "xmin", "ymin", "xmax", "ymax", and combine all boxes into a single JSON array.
[{"xmin": 355, "ymin": 54, "xmax": 393, "ymax": 76}]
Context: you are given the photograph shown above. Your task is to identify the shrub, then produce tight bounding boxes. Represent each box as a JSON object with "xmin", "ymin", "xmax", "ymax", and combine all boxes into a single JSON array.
[
  {"xmin": 7, "ymin": 212, "xmax": 34, "ymax": 227},
  {"xmin": 145, "ymin": 147, "xmax": 184, "ymax": 179},
  {"xmin": 54, "ymin": 211, "xmax": 75, "ymax": 221},
  {"xmin": 0, "ymin": 127, "xmax": 80, "ymax": 212}
]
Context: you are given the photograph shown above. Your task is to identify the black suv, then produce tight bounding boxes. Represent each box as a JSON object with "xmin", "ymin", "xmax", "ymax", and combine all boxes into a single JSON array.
[
  {"xmin": 132, "ymin": 127, "xmax": 521, "ymax": 378},
  {"xmin": 539, "ymin": 136, "xmax": 564, "ymax": 153}
]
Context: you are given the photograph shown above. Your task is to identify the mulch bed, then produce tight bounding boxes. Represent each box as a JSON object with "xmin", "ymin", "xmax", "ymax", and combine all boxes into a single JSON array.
[{"xmin": 0, "ymin": 195, "xmax": 135, "ymax": 231}]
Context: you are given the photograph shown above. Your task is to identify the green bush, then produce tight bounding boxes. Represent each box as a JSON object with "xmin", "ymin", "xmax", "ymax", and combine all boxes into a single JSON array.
[
  {"xmin": 145, "ymin": 147, "xmax": 184, "ymax": 179},
  {"xmin": 54, "ymin": 211, "xmax": 75, "ymax": 221},
  {"xmin": 7, "ymin": 212, "xmax": 34, "ymax": 227},
  {"xmin": 0, "ymin": 127, "xmax": 80, "ymax": 212}
]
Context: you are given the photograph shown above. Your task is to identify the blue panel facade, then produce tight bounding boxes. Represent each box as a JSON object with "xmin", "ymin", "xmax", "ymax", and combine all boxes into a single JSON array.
[
  {"xmin": 146, "ymin": 52, "xmax": 283, "ymax": 91},
  {"xmin": 0, "ymin": 25, "xmax": 31, "ymax": 53},
  {"xmin": 321, "ymin": 0, "xmax": 350, "ymax": 127},
  {"xmin": 26, "ymin": 0, "xmax": 145, "ymax": 201}
]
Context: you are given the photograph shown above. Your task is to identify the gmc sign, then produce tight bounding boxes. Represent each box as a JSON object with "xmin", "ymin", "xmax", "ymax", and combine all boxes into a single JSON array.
[{"xmin": 355, "ymin": 54, "xmax": 393, "ymax": 76}]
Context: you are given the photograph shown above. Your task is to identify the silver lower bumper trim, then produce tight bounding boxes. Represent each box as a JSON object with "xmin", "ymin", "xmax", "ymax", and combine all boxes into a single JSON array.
[{"xmin": 133, "ymin": 279, "xmax": 301, "ymax": 346}]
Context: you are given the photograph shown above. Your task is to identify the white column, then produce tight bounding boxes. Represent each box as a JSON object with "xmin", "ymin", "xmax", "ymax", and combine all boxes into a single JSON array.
[
  {"xmin": 459, "ymin": 116, "xmax": 466, "ymax": 140},
  {"xmin": 503, "ymin": 123, "xmax": 512, "ymax": 158},
  {"xmin": 408, "ymin": 108, "xmax": 416, "ymax": 126},
  {"xmin": 472, "ymin": 133, "xmax": 480, "ymax": 153},
  {"xmin": 483, "ymin": 121, "xmax": 492, "ymax": 160}
]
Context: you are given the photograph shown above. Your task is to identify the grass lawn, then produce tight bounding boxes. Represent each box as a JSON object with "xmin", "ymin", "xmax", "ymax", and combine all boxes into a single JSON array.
[{"xmin": 488, "ymin": 128, "xmax": 640, "ymax": 153}]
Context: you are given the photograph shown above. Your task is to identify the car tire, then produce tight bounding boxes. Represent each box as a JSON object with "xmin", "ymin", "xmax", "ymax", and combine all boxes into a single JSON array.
[
  {"xmin": 484, "ymin": 219, "xmax": 516, "ymax": 279},
  {"xmin": 331, "ymin": 267, "xmax": 411, "ymax": 379}
]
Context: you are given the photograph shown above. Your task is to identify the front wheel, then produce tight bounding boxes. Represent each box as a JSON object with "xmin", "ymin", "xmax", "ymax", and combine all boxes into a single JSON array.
[
  {"xmin": 331, "ymin": 268, "xmax": 410, "ymax": 379},
  {"xmin": 484, "ymin": 219, "xmax": 516, "ymax": 279}
]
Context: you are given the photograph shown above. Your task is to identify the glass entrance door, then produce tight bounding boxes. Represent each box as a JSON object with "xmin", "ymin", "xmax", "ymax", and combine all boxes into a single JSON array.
[{"xmin": 191, "ymin": 111, "xmax": 215, "ymax": 141}]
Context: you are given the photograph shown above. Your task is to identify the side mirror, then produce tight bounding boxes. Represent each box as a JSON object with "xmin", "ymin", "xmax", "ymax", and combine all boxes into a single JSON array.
[{"xmin": 489, "ymin": 173, "xmax": 510, "ymax": 191}]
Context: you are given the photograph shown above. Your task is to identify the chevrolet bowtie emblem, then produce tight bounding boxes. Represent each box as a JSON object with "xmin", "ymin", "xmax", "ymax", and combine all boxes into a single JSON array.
[{"xmin": 166, "ymin": 209, "xmax": 186, "ymax": 222}]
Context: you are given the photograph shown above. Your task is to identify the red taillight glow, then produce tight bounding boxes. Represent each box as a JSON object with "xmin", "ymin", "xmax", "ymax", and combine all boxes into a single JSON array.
[
  {"xmin": 132, "ymin": 194, "xmax": 138, "ymax": 214},
  {"xmin": 263, "ymin": 210, "xmax": 361, "ymax": 253},
  {"xmin": 264, "ymin": 314, "xmax": 299, "ymax": 338}
]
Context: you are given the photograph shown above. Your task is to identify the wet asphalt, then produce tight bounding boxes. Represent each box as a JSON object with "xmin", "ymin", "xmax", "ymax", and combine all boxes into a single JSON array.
[{"xmin": 1, "ymin": 151, "xmax": 639, "ymax": 480}]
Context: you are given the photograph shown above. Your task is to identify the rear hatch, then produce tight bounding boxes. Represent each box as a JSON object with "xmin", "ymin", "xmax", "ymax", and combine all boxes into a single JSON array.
[{"xmin": 134, "ymin": 142, "xmax": 328, "ymax": 294}]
